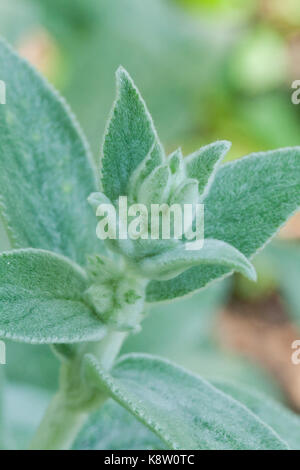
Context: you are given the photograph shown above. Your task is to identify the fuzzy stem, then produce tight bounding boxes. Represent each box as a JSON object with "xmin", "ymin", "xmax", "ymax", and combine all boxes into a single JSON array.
[
  {"xmin": 29, "ymin": 330, "xmax": 127, "ymax": 450},
  {"xmin": 29, "ymin": 392, "xmax": 88, "ymax": 450}
]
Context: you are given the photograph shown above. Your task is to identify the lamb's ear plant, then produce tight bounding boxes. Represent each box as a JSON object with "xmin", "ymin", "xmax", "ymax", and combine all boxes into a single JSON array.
[{"xmin": 0, "ymin": 38, "xmax": 300, "ymax": 450}]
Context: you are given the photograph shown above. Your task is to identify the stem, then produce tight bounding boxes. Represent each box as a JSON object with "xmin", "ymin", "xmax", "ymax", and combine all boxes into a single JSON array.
[
  {"xmin": 29, "ymin": 392, "xmax": 88, "ymax": 450},
  {"xmin": 93, "ymin": 330, "xmax": 127, "ymax": 370},
  {"xmin": 29, "ymin": 330, "xmax": 127, "ymax": 450}
]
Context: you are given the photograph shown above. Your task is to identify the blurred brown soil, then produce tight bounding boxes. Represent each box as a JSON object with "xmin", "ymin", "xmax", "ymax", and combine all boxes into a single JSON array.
[
  {"xmin": 279, "ymin": 212, "xmax": 300, "ymax": 240},
  {"xmin": 217, "ymin": 293, "xmax": 300, "ymax": 412}
]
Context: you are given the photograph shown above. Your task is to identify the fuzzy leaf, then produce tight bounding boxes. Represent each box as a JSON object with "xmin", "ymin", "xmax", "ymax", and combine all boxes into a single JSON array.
[
  {"xmin": 170, "ymin": 179, "xmax": 198, "ymax": 207},
  {"xmin": 73, "ymin": 399, "xmax": 165, "ymax": 450},
  {"xmin": 168, "ymin": 148, "xmax": 183, "ymax": 175},
  {"xmin": 139, "ymin": 239, "xmax": 256, "ymax": 281},
  {"xmin": 138, "ymin": 164, "xmax": 170, "ymax": 206},
  {"xmin": 0, "ymin": 249, "xmax": 106, "ymax": 344},
  {"xmin": 84, "ymin": 353, "xmax": 287, "ymax": 450},
  {"xmin": 129, "ymin": 141, "xmax": 164, "ymax": 202},
  {"xmin": 87, "ymin": 192, "xmax": 112, "ymax": 213},
  {"xmin": 214, "ymin": 380, "xmax": 300, "ymax": 450},
  {"xmin": 0, "ymin": 38, "xmax": 100, "ymax": 265},
  {"xmin": 147, "ymin": 148, "xmax": 300, "ymax": 302},
  {"xmin": 101, "ymin": 67, "xmax": 163, "ymax": 202},
  {"xmin": 185, "ymin": 140, "xmax": 231, "ymax": 198}
]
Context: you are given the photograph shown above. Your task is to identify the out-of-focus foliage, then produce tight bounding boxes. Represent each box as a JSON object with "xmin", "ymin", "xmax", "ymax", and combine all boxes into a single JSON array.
[
  {"xmin": 4, "ymin": 382, "xmax": 52, "ymax": 449},
  {"xmin": 0, "ymin": 0, "xmax": 236, "ymax": 156},
  {"xmin": 263, "ymin": 242, "xmax": 300, "ymax": 324},
  {"xmin": 5, "ymin": 343, "xmax": 59, "ymax": 391}
]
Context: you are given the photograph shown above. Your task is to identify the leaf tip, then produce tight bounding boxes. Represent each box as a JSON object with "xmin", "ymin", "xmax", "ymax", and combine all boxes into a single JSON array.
[
  {"xmin": 218, "ymin": 140, "xmax": 232, "ymax": 153},
  {"xmin": 244, "ymin": 261, "xmax": 257, "ymax": 282},
  {"xmin": 116, "ymin": 65, "xmax": 132, "ymax": 87}
]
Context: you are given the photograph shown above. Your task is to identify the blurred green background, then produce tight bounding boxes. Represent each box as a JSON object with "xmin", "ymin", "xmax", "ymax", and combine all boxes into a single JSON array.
[{"xmin": 0, "ymin": 0, "xmax": 300, "ymax": 449}]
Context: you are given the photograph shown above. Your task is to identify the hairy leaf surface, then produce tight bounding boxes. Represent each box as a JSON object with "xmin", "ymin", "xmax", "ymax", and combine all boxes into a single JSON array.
[
  {"xmin": 73, "ymin": 399, "xmax": 165, "ymax": 450},
  {"xmin": 147, "ymin": 148, "xmax": 300, "ymax": 302},
  {"xmin": 0, "ymin": 249, "xmax": 106, "ymax": 343},
  {"xmin": 140, "ymin": 239, "xmax": 256, "ymax": 281},
  {"xmin": 185, "ymin": 140, "xmax": 231, "ymax": 198},
  {"xmin": 0, "ymin": 38, "xmax": 99, "ymax": 265},
  {"xmin": 215, "ymin": 380, "xmax": 300, "ymax": 450},
  {"xmin": 101, "ymin": 67, "xmax": 164, "ymax": 202},
  {"xmin": 85, "ymin": 353, "xmax": 287, "ymax": 450}
]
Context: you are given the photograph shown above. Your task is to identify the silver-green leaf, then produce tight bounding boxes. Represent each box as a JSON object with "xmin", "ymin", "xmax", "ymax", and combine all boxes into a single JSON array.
[
  {"xmin": 214, "ymin": 380, "xmax": 300, "ymax": 451},
  {"xmin": 101, "ymin": 66, "xmax": 164, "ymax": 203},
  {"xmin": 0, "ymin": 249, "xmax": 106, "ymax": 344},
  {"xmin": 185, "ymin": 140, "xmax": 231, "ymax": 199},
  {"xmin": 84, "ymin": 353, "xmax": 288, "ymax": 450},
  {"xmin": 73, "ymin": 399, "xmax": 165, "ymax": 450},
  {"xmin": 139, "ymin": 239, "xmax": 256, "ymax": 281},
  {"xmin": 147, "ymin": 148, "xmax": 300, "ymax": 302},
  {"xmin": 0, "ymin": 38, "xmax": 100, "ymax": 265}
]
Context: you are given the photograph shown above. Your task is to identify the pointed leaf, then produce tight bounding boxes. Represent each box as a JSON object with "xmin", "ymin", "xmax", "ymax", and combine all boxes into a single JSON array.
[
  {"xmin": 139, "ymin": 239, "xmax": 256, "ymax": 281},
  {"xmin": 0, "ymin": 249, "xmax": 106, "ymax": 344},
  {"xmin": 170, "ymin": 179, "xmax": 198, "ymax": 207},
  {"xmin": 147, "ymin": 148, "xmax": 300, "ymax": 302},
  {"xmin": 84, "ymin": 353, "xmax": 288, "ymax": 450},
  {"xmin": 168, "ymin": 148, "xmax": 183, "ymax": 175},
  {"xmin": 101, "ymin": 67, "xmax": 163, "ymax": 202},
  {"xmin": 129, "ymin": 141, "xmax": 164, "ymax": 202},
  {"xmin": 87, "ymin": 192, "xmax": 112, "ymax": 213},
  {"xmin": 0, "ymin": 38, "xmax": 99, "ymax": 265},
  {"xmin": 138, "ymin": 165, "xmax": 170, "ymax": 206},
  {"xmin": 185, "ymin": 140, "xmax": 231, "ymax": 198}
]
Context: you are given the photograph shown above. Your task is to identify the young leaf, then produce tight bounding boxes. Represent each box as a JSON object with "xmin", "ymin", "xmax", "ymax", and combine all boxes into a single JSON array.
[
  {"xmin": 137, "ymin": 165, "xmax": 170, "ymax": 206},
  {"xmin": 167, "ymin": 148, "xmax": 184, "ymax": 189},
  {"xmin": 139, "ymin": 239, "xmax": 256, "ymax": 281},
  {"xmin": 147, "ymin": 148, "xmax": 300, "ymax": 302},
  {"xmin": 87, "ymin": 192, "xmax": 112, "ymax": 213},
  {"xmin": 101, "ymin": 67, "xmax": 164, "ymax": 202},
  {"xmin": 84, "ymin": 353, "xmax": 288, "ymax": 450},
  {"xmin": 0, "ymin": 38, "xmax": 100, "ymax": 265},
  {"xmin": 214, "ymin": 380, "xmax": 300, "ymax": 451},
  {"xmin": 129, "ymin": 141, "xmax": 164, "ymax": 202},
  {"xmin": 185, "ymin": 140, "xmax": 231, "ymax": 198},
  {"xmin": 168, "ymin": 148, "xmax": 183, "ymax": 175},
  {"xmin": 170, "ymin": 179, "xmax": 198, "ymax": 207},
  {"xmin": 0, "ymin": 249, "xmax": 106, "ymax": 344},
  {"xmin": 73, "ymin": 399, "xmax": 165, "ymax": 450}
]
